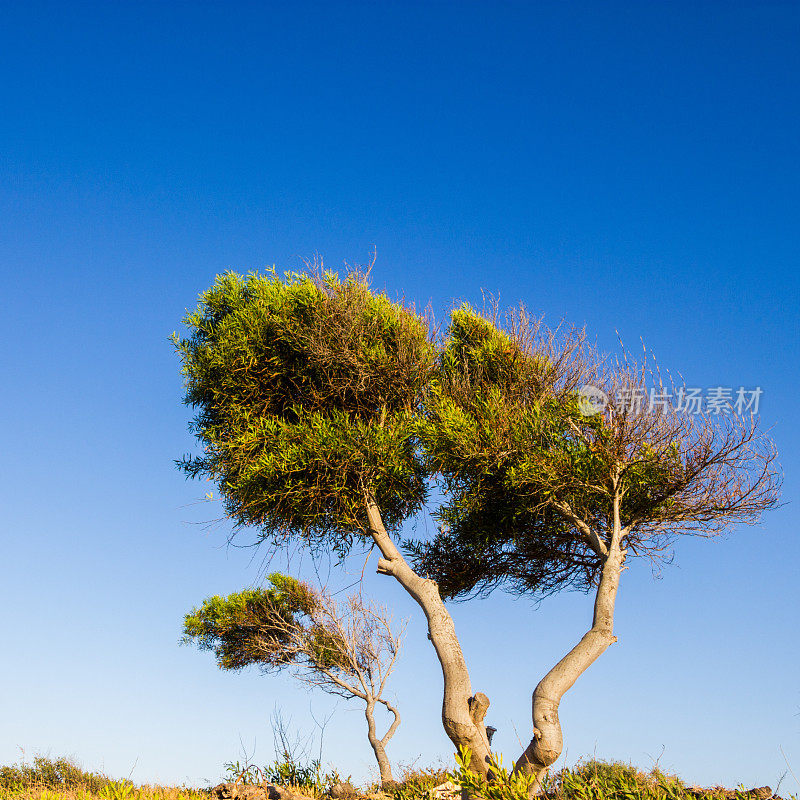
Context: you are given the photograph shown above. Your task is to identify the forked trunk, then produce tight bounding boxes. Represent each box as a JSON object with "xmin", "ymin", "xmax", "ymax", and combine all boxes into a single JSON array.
[
  {"xmin": 513, "ymin": 539, "xmax": 625, "ymax": 794},
  {"xmin": 366, "ymin": 496, "xmax": 493, "ymax": 776},
  {"xmin": 365, "ymin": 700, "xmax": 395, "ymax": 785}
]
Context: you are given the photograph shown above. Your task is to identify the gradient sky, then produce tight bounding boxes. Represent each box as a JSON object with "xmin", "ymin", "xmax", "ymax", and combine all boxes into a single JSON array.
[{"xmin": 1, "ymin": 0, "xmax": 799, "ymax": 793}]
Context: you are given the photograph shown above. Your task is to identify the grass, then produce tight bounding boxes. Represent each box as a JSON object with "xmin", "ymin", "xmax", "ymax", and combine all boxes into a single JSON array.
[
  {"xmin": 0, "ymin": 756, "xmax": 208, "ymax": 800},
  {"xmin": 454, "ymin": 757, "xmax": 798, "ymax": 800},
  {"xmin": 550, "ymin": 759, "xmax": 723, "ymax": 800},
  {"xmin": 1, "ymin": 754, "xmax": 796, "ymax": 800},
  {"xmin": 386, "ymin": 762, "xmax": 451, "ymax": 800}
]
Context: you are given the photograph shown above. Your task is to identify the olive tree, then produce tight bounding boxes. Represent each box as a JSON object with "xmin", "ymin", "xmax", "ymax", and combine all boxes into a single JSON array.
[
  {"xmin": 183, "ymin": 574, "xmax": 404, "ymax": 785},
  {"xmin": 413, "ymin": 304, "xmax": 781, "ymax": 792},
  {"xmin": 173, "ymin": 268, "xmax": 496, "ymax": 773}
]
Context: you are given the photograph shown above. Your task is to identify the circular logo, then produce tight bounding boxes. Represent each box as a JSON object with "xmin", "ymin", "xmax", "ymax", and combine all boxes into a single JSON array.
[{"xmin": 578, "ymin": 385, "xmax": 608, "ymax": 416}]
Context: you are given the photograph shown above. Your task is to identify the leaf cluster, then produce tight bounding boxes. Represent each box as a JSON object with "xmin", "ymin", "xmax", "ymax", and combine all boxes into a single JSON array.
[
  {"xmin": 448, "ymin": 747, "xmax": 538, "ymax": 800},
  {"xmin": 182, "ymin": 573, "xmax": 332, "ymax": 672},
  {"xmin": 174, "ymin": 269, "xmax": 435, "ymax": 555},
  {"xmin": 412, "ymin": 304, "xmax": 780, "ymax": 599},
  {"xmin": 413, "ymin": 305, "xmax": 602, "ymax": 598}
]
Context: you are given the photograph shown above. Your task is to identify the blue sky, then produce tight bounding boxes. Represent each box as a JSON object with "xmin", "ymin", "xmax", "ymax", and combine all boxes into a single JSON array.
[{"xmin": 1, "ymin": 0, "xmax": 798, "ymax": 792}]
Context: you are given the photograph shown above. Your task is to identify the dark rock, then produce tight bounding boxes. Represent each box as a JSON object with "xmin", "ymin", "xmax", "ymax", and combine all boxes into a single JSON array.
[
  {"xmin": 211, "ymin": 785, "xmax": 268, "ymax": 800},
  {"xmin": 685, "ymin": 787, "xmax": 773, "ymax": 800},
  {"xmin": 211, "ymin": 784, "xmax": 315, "ymax": 800},
  {"xmin": 267, "ymin": 784, "xmax": 315, "ymax": 800}
]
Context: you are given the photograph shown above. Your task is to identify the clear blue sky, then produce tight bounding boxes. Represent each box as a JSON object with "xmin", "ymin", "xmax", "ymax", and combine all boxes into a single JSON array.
[{"xmin": 1, "ymin": 0, "xmax": 798, "ymax": 792}]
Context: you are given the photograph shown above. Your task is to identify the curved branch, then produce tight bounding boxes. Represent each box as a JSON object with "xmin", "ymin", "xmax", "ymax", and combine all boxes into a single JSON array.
[
  {"xmin": 551, "ymin": 499, "xmax": 608, "ymax": 557},
  {"xmin": 377, "ymin": 697, "xmax": 402, "ymax": 747}
]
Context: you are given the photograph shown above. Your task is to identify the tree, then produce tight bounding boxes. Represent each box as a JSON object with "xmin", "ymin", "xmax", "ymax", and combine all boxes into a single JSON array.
[
  {"xmin": 173, "ymin": 267, "xmax": 496, "ymax": 774},
  {"xmin": 183, "ymin": 574, "xmax": 404, "ymax": 785},
  {"xmin": 175, "ymin": 268, "xmax": 779, "ymax": 789},
  {"xmin": 413, "ymin": 304, "xmax": 781, "ymax": 793}
]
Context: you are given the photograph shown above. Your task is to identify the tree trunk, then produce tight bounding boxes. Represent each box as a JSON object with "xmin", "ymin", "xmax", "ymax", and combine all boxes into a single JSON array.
[
  {"xmin": 365, "ymin": 495, "xmax": 493, "ymax": 776},
  {"xmin": 365, "ymin": 699, "xmax": 395, "ymax": 786},
  {"xmin": 513, "ymin": 538, "xmax": 625, "ymax": 794}
]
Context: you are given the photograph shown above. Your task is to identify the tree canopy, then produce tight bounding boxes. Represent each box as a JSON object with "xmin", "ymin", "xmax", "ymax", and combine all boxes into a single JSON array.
[
  {"xmin": 183, "ymin": 573, "xmax": 318, "ymax": 671},
  {"xmin": 411, "ymin": 305, "xmax": 597, "ymax": 598},
  {"xmin": 173, "ymin": 268, "xmax": 435, "ymax": 555},
  {"xmin": 413, "ymin": 304, "xmax": 779, "ymax": 601}
]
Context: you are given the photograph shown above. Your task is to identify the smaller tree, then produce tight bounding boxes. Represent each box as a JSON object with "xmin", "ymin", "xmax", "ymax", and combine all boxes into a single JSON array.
[{"xmin": 183, "ymin": 574, "xmax": 405, "ymax": 786}]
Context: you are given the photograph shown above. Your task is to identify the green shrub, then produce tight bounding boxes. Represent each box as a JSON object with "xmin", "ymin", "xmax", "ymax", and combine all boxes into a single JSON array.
[
  {"xmin": 551, "ymin": 759, "xmax": 686, "ymax": 800},
  {"xmin": 389, "ymin": 763, "xmax": 450, "ymax": 800},
  {"xmin": 98, "ymin": 778, "xmax": 141, "ymax": 800},
  {"xmin": 447, "ymin": 747, "xmax": 536, "ymax": 800},
  {"xmin": 0, "ymin": 755, "xmax": 111, "ymax": 794},
  {"xmin": 223, "ymin": 754, "xmax": 343, "ymax": 795}
]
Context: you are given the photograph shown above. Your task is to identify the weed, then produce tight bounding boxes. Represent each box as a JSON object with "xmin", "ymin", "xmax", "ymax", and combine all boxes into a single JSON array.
[
  {"xmin": 223, "ymin": 754, "xmax": 343, "ymax": 795},
  {"xmin": 389, "ymin": 763, "xmax": 450, "ymax": 800},
  {"xmin": 98, "ymin": 779, "xmax": 139, "ymax": 800},
  {"xmin": 447, "ymin": 747, "xmax": 537, "ymax": 800}
]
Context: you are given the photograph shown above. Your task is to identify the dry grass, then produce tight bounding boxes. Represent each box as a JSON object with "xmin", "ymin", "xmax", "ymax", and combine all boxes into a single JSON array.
[
  {"xmin": 2, "ymin": 754, "xmax": 796, "ymax": 800},
  {"xmin": 0, "ymin": 787, "xmax": 209, "ymax": 800},
  {"xmin": 0, "ymin": 755, "xmax": 209, "ymax": 800}
]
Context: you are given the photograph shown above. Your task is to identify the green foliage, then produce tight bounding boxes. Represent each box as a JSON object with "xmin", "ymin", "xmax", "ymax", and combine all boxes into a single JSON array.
[
  {"xmin": 182, "ymin": 572, "xmax": 354, "ymax": 676},
  {"xmin": 0, "ymin": 753, "xmax": 209, "ymax": 800},
  {"xmin": 176, "ymin": 271, "xmax": 775, "ymax": 610},
  {"xmin": 223, "ymin": 755, "xmax": 343, "ymax": 794},
  {"xmin": 182, "ymin": 573, "xmax": 320, "ymax": 671},
  {"xmin": 98, "ymin": 779, "xmax": 139, "ymax": 800},
  {"xmin": 412, "ymin": 303, "xmax": 709, "ymax": 601},
  {"xmin": 388, "ymin": 764, "xmax": 450, "ymax": 800},
  {"xmin": 413, "ymin": 305, "xmax": 601, "ymax": 599},
  {"xmin": 0, "ymin": 755, "xmax": 111, "ymax": 794},
  {"xmin": 185, "ymin": 578, "xmax": 405, "ymax": 786},
  {"xmin": 446, "ymin": 752, "xmax": 795, "ymax": 800},
  {"xmin": 174, "ymin": 273, "xmax": 656, "ymax": 603},
  {"xmin": 551, "ymin": 759, "xmax": 687, "ymax": 800},
  {"xmin": 549, "ymin": 758, "xmax": 769, "ymax": 800},
  {"xmin": 262, "ymin": 755, "xmax": 341, "ymax": 792},
  {"xmin": 174, "ymin": 268, "xmax": 435, "ymax": 554},
  {"xmin": 0, "ymin": 754, "xmax": 793, "ymax": 800},
  {"xmin": 222, "ymin": 760, "xmax": 266, "ymax": 785},
  {"xmin": 448, "ymin": 747, "xmax": 537, "ymax": 800},
  {"xmin": 183, "ymin": 573, "xmax": 391, "ymax": 713}
]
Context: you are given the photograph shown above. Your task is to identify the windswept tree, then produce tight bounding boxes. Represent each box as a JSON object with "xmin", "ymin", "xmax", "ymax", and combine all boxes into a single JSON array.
[
  {"xmin": 173, "ymin": 268, "xmax": 496, "ymax": 773},
  {"xmin": 413, "ymin": 304, "xmax": 781, "ymax": 793},
  {"xmin": 175, "ymin": 267, "xmax": 780, "ymax": 788},
  {"xmin": 183, "ymin": 574, "xmax": 405, "ymax": 785}
]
